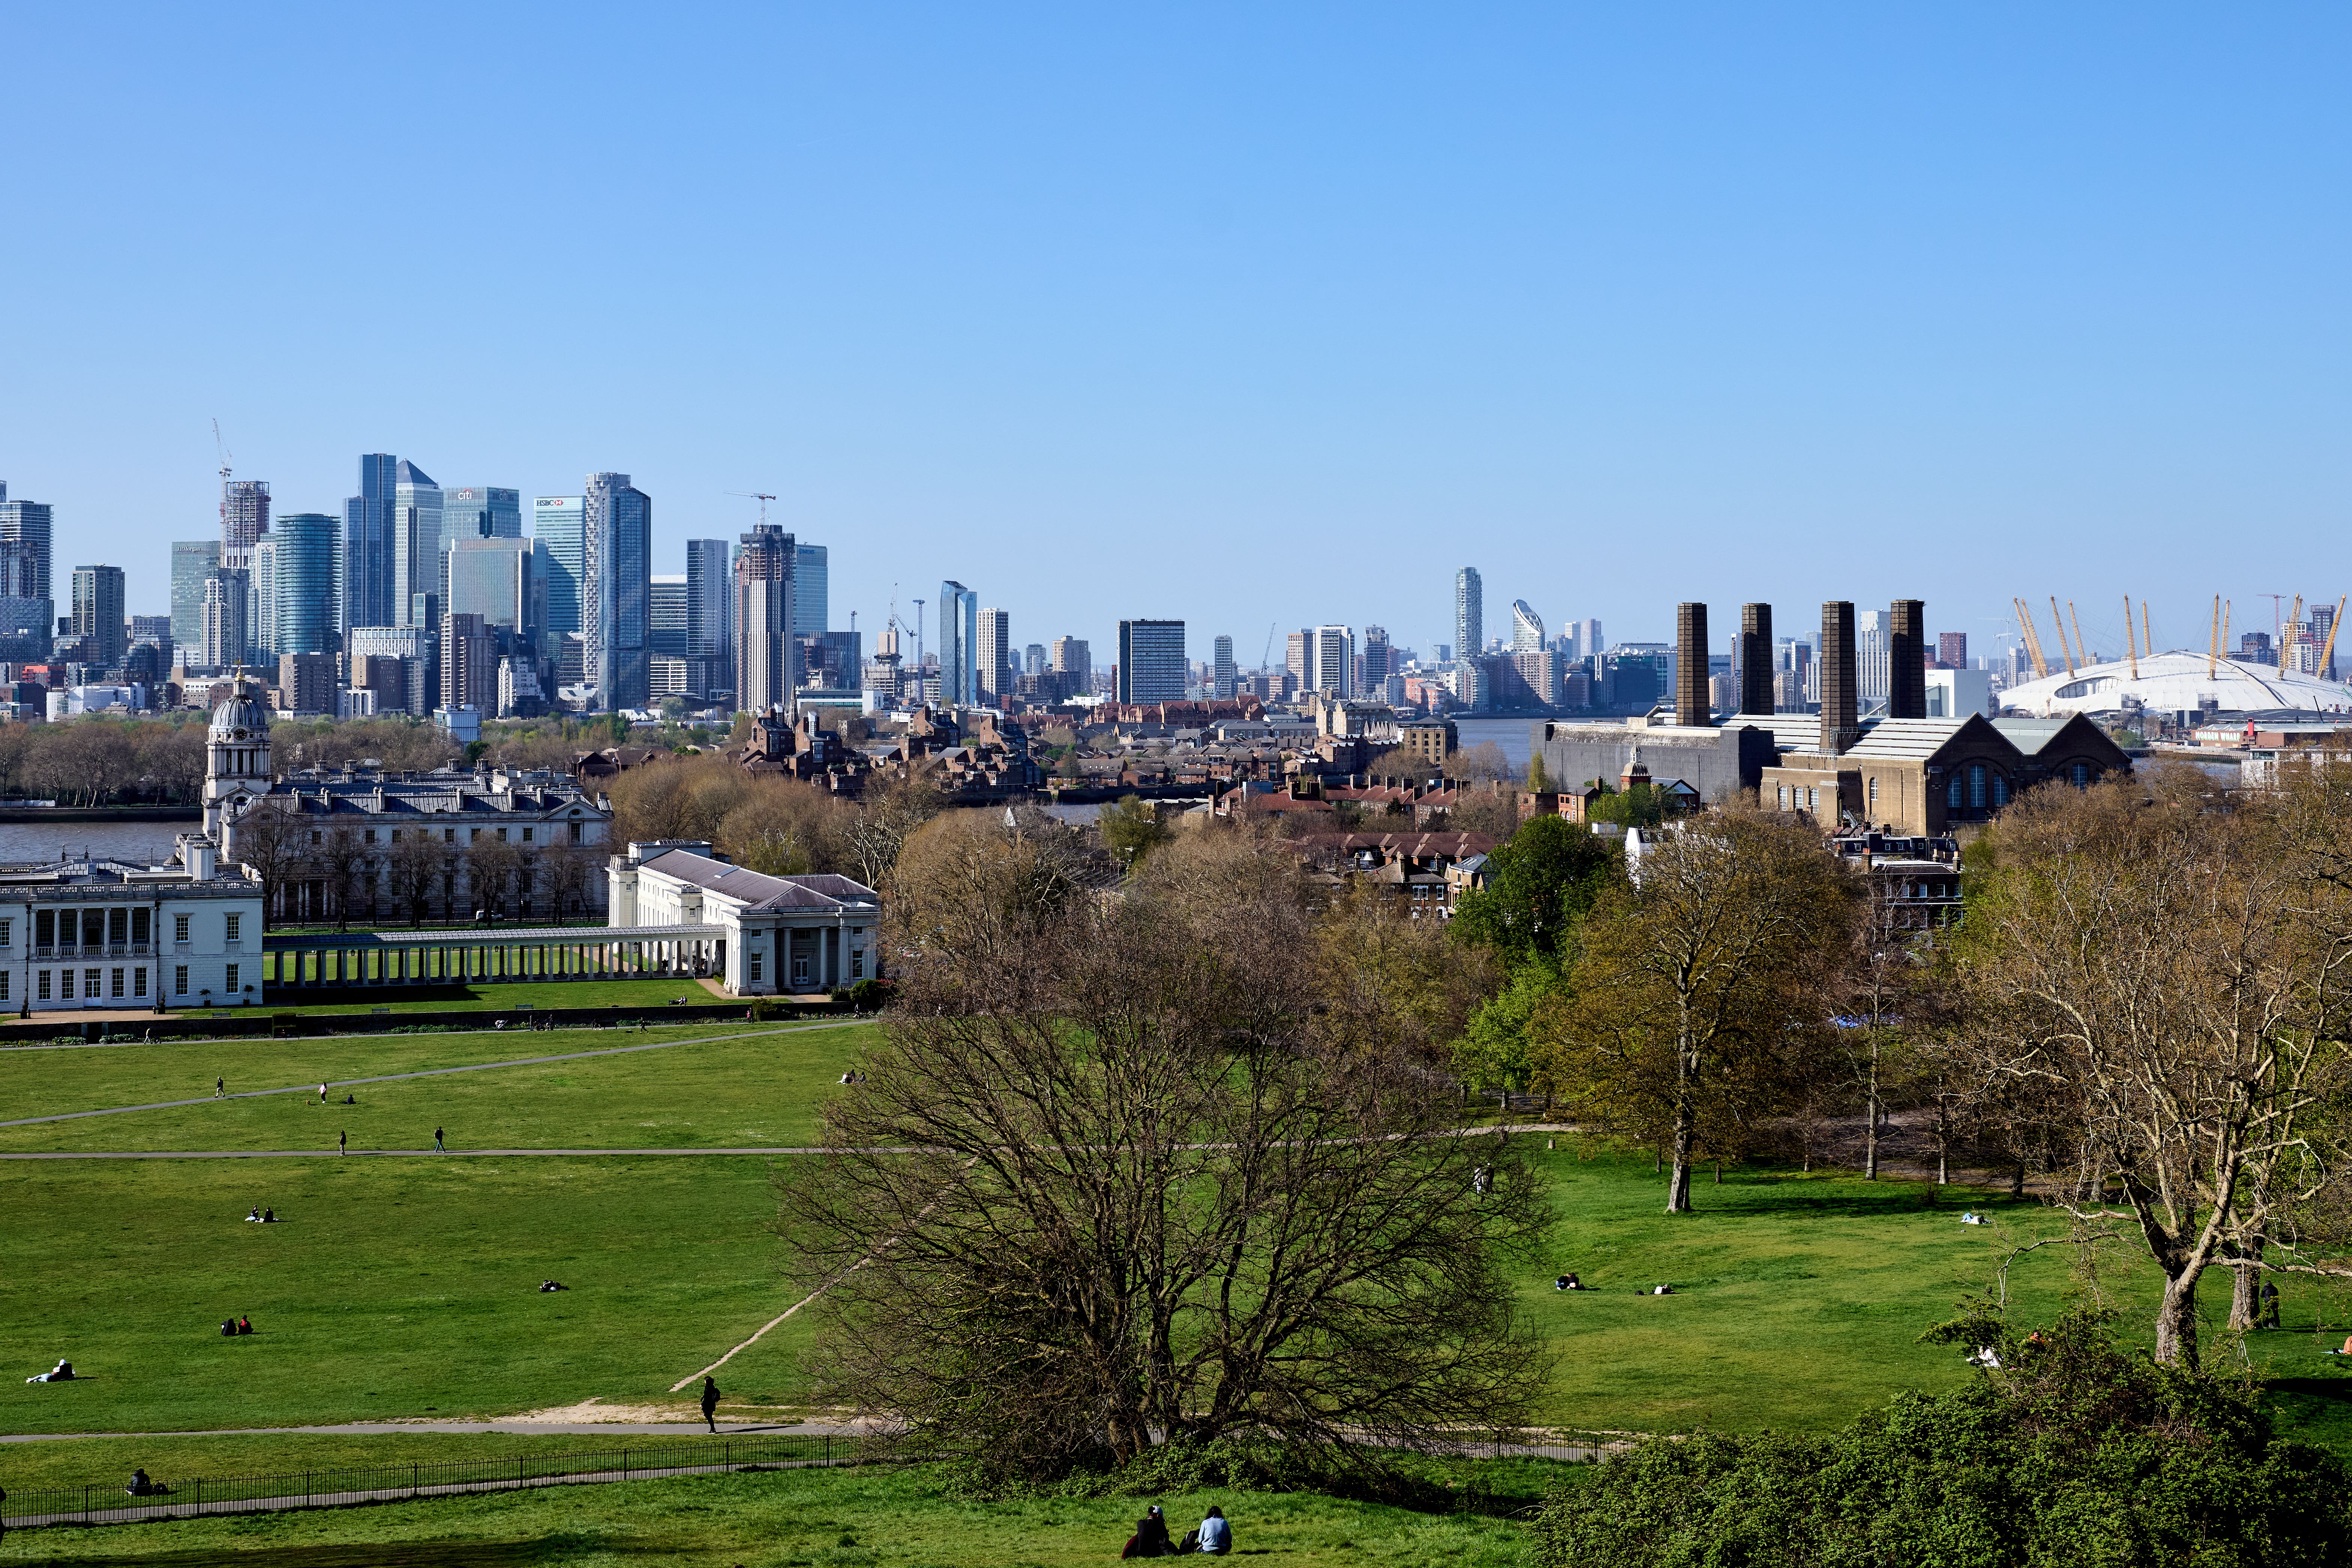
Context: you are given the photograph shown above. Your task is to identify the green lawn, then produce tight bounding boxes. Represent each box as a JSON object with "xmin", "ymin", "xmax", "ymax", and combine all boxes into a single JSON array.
[
  {"xmin": 0, "ymin": 1461, "xmax": 1537, "ymax": 1566},
  {"xmin": 270, "ymin": 977, "xmax": 781, "ymax": 1015},
  {"xmin": 0, "ymin": 1022, "xmax": 871, "ymax": 1153}
]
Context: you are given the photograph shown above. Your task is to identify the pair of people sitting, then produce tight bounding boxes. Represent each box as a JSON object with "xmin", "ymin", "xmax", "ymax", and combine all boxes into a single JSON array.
[
  {"xmin": 219, "ymin": 1316, "xmax": 253, "ymax": 1337},
  {"xmin": 1554, "ymin": 1272, "xmax": 1584, "ymax": 1291},
  {"xmin": 243, "ymin": 1207, "xmax": 278, "ymax": 1223},
  {"xmin": 1122, "ymin": 1505, "xmax": 1231, "ymax": 1556},
  {"xmin": 126, "ymin": 1468, "xmax": 166, "ymax": 1497},
  {"xmin": 538, "ymin": 1280, "xmax": 570, "ymax": 1292},
  {"xmin": 26, "ymin": 1358, "xmax": 73, "ymax": 1383}
]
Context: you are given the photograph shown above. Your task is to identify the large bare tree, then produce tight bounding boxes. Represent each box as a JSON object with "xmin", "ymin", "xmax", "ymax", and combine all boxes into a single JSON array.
[
  {"xmin": 1954, "ymin": 769, "xmax": 2352, "ymax": 1368},
  {"xmin": 786, "ymin": 822, "xmax": 1545, "ymax": 1483}
]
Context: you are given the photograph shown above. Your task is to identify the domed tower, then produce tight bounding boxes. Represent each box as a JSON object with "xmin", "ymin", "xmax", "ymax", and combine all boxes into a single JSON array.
[{"xmin": 201, "ymin": 670, "xmax": 275, "ymax": 846}]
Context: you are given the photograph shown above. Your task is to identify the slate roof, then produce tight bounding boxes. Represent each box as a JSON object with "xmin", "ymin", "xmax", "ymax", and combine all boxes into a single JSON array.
[{"xmin": 641, "ymin": 850, "xmax": 880, "ymax": 913}]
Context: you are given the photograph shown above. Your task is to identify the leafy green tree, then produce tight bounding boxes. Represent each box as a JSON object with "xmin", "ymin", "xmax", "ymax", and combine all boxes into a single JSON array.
[
  {"xmin": 1099, "ymin": 794, "xmax": 1171, "ymax": 868},
  {"xmin": 1525, "ymin": 755, "xmax": 1552, "ymax": 792},
  {"xmin": 1448, "ymin": 813, "xmax": 1614, "ymax": 971}
]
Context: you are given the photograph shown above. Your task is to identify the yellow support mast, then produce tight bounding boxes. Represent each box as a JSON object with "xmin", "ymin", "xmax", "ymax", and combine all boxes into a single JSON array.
[
  {"xmin": 2050, "ymin": 596, "xmax": 2077, "ymax": 676},
  {"xmin": 2069, "ymin": 600, "xmax": 2090, "ymax": 673},
  {"xmin": 2013, "ymin": 598, "xmax": 2049, "ymax": 680},
  {"xmin": 2322, "ymin": 596, "xmax": 2348, "ymax": 682},
  {"xmin": 2124, "ymin": 596, "xmax": 2139, "ymax": 680},
  {"xmin": 2208, "ymin": 595, "xmax": 2221, "ymax": 680},
  {"xmin": 2143, "ymin": 601, "xmax": 2154, "ymax": 665}
]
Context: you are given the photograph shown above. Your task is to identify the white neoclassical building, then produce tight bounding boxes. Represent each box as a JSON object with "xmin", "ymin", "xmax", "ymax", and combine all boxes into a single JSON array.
[
  {"xmin": 607, "ymin": 841, "xmax": 880, "ymax": 995},
  {"xmin": 0, "ymin": 832, "xmax": 266, "ymax": 1012}
]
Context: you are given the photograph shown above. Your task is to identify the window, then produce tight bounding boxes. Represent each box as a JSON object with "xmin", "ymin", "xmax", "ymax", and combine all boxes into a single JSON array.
[
  {"xmin": 0, "ymin": 972, "xmax": 9, "ymax": 1001},
  {"xmin": 569, "ymin": 822, "xmax": 583, "ymax": 843},
  {"xmin": 35, "ymin": 909, "xmax": 51, "ymax": 947},
  {"xmin": 852, "ymin": 951, "xmax": 865, "ymax": 979},
  {"xmin": 1992, "ymin": 774, "xmax": 2009, "ymax": 808},
  {"xmin": 497, "ymin": 828, "xmax": 508, "ymax": 843},
  {"xmin": 521, "ymin": 827, "xmax": 532, "ymax": 843},
  {"xmin": 749, "ymin": 951, "xmax": 763, "ymax": 983},
  {"xmin": 2072, "ymin": 762, "xmax": 2091, "ymax": 787},
  {"xmin": 82, "ymin": 968, "xmax": 98, "ymax": 997},
  {"xmin": 310, "ymin": 831, "xmax": 322, "ymax": 844},
  {"xmin": 365, "ymin": 829, "xmax": 377, "ymax": 844},
  {"xmin": 175, "ymin": 913, "xmax": 191, "ymax": 942},
  {"xmin": 225, "ymin": 914, "xmax": 241, "ymax": 942},
  {"xmin": 132, "ymin": 908, "xmax": 148, "ymax": 944},
  {"xmin": 37, "ymin": 970, "xmax": 49, "ymax": 1000},
  {"xmin": 390, "ymin": 829, "xmax": 401, "ymax": 843},
  {"xmin": 1948, "ymin": 775, "xmax": 1962, "ymax": 808},
  {"xmin": 132, "ymin": 969, "xmax": 145, "ymax": 998},
  {"xmin": 59, "ymin": 970, "xmax": 73, "ymax": 999},
  {"xmin": 1806, "ymin": 787, "xmax": 1819, "ymax": 811},
  {"xmin": 174, "ymin": 966, "xmax": 187, "ymax": 996},
  {"xmin": 470, "ymin": 828, "xmax": 482, "ymax": 843},
  {"xmin": 1968, "ymin": 764, "xmax": 1987, "ymax": 809},
  {"xmin": 109, "ymin": 909, "xmax": 126, "ymax": 945},
  {"xmin": 225, "ymin": 963, "xmax": 240, "ymax": 993},
  {"xmin": 0, "ymin": 918, "xmax": 10, "ymax": 948},
  {"xmin": 445, "ymin": 829, "xmax": 457, "ymax": 843},
  {"xmin": 110, "ymin": 969, "xmax": 124, "ymax": 999}
]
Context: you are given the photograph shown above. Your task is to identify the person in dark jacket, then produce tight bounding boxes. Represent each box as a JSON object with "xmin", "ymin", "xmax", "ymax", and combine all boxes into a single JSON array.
[
  {"xmin": 700, "ymin": 1375, "xmax": 721, "ymax": 1432},
  {"xmin": 1121, "ymin": 1505, "xmax": 1177, "ymax": 1557}
]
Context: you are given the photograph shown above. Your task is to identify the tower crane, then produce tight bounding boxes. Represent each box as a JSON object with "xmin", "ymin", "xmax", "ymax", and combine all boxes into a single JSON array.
[
  {"xmin": 1260, "ymin": 622, "xmax": 1277, "ymax": 677},
  {"xmin": 212, "ymin": 418, "xmax": 233, "ymax": 484},
  {"xmin": 725, "ymin": 491, "xmax": 778, "ymax": 529}
]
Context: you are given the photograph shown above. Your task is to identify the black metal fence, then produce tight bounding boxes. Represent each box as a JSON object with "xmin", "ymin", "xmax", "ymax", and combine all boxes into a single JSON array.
[{"xmin": 2, "ymin": 1431, "xmax": 849, "ymax": 1530}]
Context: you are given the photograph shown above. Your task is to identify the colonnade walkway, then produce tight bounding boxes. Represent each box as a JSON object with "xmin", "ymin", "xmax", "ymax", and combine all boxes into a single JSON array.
[{"xmin": 262, "ymin": 924, "xmax": 728, "ymax": 990}]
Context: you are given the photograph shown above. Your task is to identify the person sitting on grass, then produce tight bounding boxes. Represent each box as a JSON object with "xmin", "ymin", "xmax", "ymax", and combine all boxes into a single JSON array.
[
  {"xmin": 220, "ymin": 1320, "xmax": 236, "ymax": 1337},
  {"xmin": 262, "ymin": 1208, "xmax": 276, "ymax": 1223},
  {"xmin": 237, "ymin": 1317, "xmax": 252, "ymax": 1335},
  {"xmin": 245, "ymin": 1207, "xmax": 261, "ymax": 1222},
  {"xmin": 1196, "ymin": 1506, "xmax": 1232, "ymax": 1555},
  {"xmin": 1555, "ymin": 1273, "xmax": 1583, "ymax": 1291},
  {"xmin": 126, "ymin": 1469, "xmax": 159, "ymax": 1497},
  {"xmin": 1122, "ymin": 1505, "xmax": 1177, "ymax": 1557},
  {"xmin": 26, "ymin": 1359, "xmax": 74, "ymax": 1382}
]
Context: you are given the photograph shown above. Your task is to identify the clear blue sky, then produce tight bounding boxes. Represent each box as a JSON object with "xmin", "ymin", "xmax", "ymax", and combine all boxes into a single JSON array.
[{"xmin": 4, "ymin": 4, "xmax": 2347, "ymax": 668}]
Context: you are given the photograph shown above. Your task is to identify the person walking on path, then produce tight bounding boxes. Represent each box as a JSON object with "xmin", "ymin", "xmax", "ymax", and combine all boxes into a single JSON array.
[
  {"xmin": 700, "ymin": 1375, "xmax": 720, "ymax": 1432},
  {"xmin": 319, "ymin": 1083, "xmax": 329, "ymax": 1104},
  {"xmin": 338, "ymin": 1131, "xmax": 347, "ymax": 1156},
  {"xmin": 215, "ymin": 1077, "xmax": 225, "ymax": 1099},
  {"xmin": 434, "ymin": 1126, "xmax": 445, "ymax": 1152}
]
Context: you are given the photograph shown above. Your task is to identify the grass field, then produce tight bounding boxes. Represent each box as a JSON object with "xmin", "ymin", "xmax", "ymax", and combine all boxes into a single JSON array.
[
  {"xmin": 0, "ymin": 1021, "xmax": 871, "ymax": 1153},
  {"xmin": 0, "ymin": 1461, "xmax": 1541, "ymax": 1566},
  {"xmin": 267, "ymin": 977, "xmax": 786, "ymax": 1015}
]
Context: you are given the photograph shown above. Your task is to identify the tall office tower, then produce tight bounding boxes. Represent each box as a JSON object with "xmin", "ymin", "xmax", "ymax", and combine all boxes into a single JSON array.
[
  {"xmin": 976, "ymin": 607, "xmax": 1012, "ymax": 700},
  {"xmin": 939, "ymin": 581, "xmax": 978, "ymax": 706},
  {"xmin": 650, "ymin": 575, "xmax": 689, "ymax": 656},
  {"xmin": 0, "ymin": 485, "xmax": 54, "ymax": 604},
  {"xmin": 130, "ymin": 615, "xmax": 172, "ymax": 645},
  {"xmin": 1286, "ymin": 630, "xmax": 1309, "ymax": 685},
  {"xmin": 1573, "ymin": 618, "xmax": 1603, "ymax": 664},
  {"xmin": 1455, "ymin": 568, "xmax": 1482, "ymax": 665},
  {"xmin": 1117, "ymin": 619, "xmax": 1187, "ymax": 702},
  {"xmin": 342, "ymin": 454, "xmax": 400, "ymax": 635},
  {"xmin": 392, "ymin": 461, "xmax": 442, "ymax": 626},
  {"xmin": 532, "ymin": 495, "xmax": 585, "ymax": 652},
  {"xmin": 1855, "ymin": 608, "xmax": 1889, "ymax": 706},
  {"xmin": 685, "ymin": 539, "xmax": 732, "ymax": 674},
  {"xmin": 1362, "ymin": 625, "xmax": 1391, "ymax": 687},
  {"xmin": 219, "ymin": 479, "xmax": 270, "ymax": 569},
  {"xmin": 170, "ymin": 541, "xmax": 220, "ymax": 650},
  {"xmin": 447, "ymin": 539, "xmax": 539, "ymax": 640},
  {"xmin": 252, "ymin": 538, "xmax": 280, "ymax": 658},
  {"xmin": 1936, "ymin": 632, "xmax": 1968, "ymax": 670},
  {"xmin": 439, "ymin": 612, "xmax": 499, "ymax": 714},
  {"xmin": 264, "ymin": 513, "xmax": 341, "ymax": 657},
  {"xmin": 795, "ymin": 542, "xmax": 828, "ymax": 634},
  {"xmin": 201, "ymin": 571, "xmax": 249, "ymax": 669},
  {"xmin": 2314, "ymin": 604, "xmax": 2339, "ymax": 679},
  {"xmin": 441, "ymin": 486, "xmax": 522, "ymax": 542},
  {"xmin": 734, "ymin": 523, "xmax": 796, "ymax": 712},
  {"xmin": 1212, "ymin": 635, "xmax": 1236, "ymax": 698},
  {"xmin": 1511, "ymin": 599, "xmax": 1544, "ymax": 652},
  {"xmin": 1050, "ymin": 636, "xmax": 1090, "ymax": 682},
  {"xmin": 69, "ymin": 565, "xmax": 126, "ymax": 666},
  {"xmin": 1308, "ymin": 625, "xmax": 1355, "ymax": 696},
  {"xmin": 583, "ymin": 473, "xmax": 652, "ymax": 710}
]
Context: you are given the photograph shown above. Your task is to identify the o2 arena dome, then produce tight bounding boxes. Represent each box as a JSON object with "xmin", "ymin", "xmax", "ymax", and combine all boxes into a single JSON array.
[{"xmin": 2000, "ymin": 650, "xmax": 2352, "ymax": 720}]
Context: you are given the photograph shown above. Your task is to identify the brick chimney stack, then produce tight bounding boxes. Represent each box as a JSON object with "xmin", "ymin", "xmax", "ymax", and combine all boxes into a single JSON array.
[
  {"xmin": 1676, "ymin": 602, "xmax": 1712, "ymax": 727},
  {"xmin": 1889, "ymin": 599, "xmax": 1926, "ymax": 720},
  {"xmin": 1820, "ymin": 601, "xmax": 1859, "ymax": 755},
  {"xmin": 1739, "ymin": 603, "xmax": 1774, "ymax": 715}
]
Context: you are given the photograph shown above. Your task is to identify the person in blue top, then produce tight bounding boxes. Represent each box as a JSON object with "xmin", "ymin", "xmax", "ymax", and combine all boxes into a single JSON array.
[{"xmin": 1196, "ymin": 1506, "xmax": 1233, "ymax": 1554}]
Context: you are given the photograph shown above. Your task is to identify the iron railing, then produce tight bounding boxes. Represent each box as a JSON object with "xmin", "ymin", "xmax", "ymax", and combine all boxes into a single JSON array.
[{"xmin": 0, "ymin": 1431, "xmax": 847, "ymax": 1530}]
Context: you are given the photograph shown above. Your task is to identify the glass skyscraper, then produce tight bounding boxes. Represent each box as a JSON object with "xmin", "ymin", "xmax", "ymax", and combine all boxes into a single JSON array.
[
  {"xmin": 939, "ymin": 581, "xmax": 978, "ymax": 706},
  {"xmin": 259, "ymin": 512, "xmax": 342, "ymax": 657},
  {"xmin": 795, "ymin": 542, "xmax": 827, "ymax": 635},
  {"xmin": 650, "ymin": 575, "xmax": 689, "ymax": 657},
  {"xmin": 532, "ymin": 495, "xmax": 584, "ymax": 653},
  {"xmin": 170, "ymin": 540, "xmax": 219, "ymax": 651},
  {"xmin": 685, "ymin": 538, "xmax": 731, "ymax": 668},
  {"xmin": 69, "ymin": 564, "xmax": 126, "ymax": 666},
  {"xmin": 392, "ymin": 461, "xmax": 442, "ymax": 627},
  {"xmin": 583, "ymin": 473, "xmax": 651, "ymax": 710},
  {"xmin": 445, "ymin": 538, "xmax": 538, "ymax": 637},
  {"xmin": 342, "ymin": 454, "xmax": 399, "ymax": 636},
  {"xmin": 1118, "ymin": 619, "xmax": 1188, "ymax": 702},
  {"xmin": 0, "ymin": 483, "xmax": 54, "ymax": 602},
  {"xmin": 1455, "ymin": 567, "xmax": 1483, "ymax": 661}
]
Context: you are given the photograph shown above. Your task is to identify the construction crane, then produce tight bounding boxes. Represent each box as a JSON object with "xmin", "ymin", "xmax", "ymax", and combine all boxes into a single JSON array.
[
  {"xmin": 2049, "ymin": 596, "xmax": 2077, "ymax": 676},
  {"xmin": 1260, "ymin": 622, "xmax": 1277, "ymax": 677},
  {"xmin": 2124, "ymin": 595, "xmax": 2140, "ymax": 680},
  {"xmin": 212, "ymin": 418, "xmax": 233, "ymax": 484},
  {"xmin": 2013, "ymin": 598, "xmax": 2050, "ymax": 680},
  {"xmin": 724, "ymin": 491, "xmax": 778, "ymax": 528}
]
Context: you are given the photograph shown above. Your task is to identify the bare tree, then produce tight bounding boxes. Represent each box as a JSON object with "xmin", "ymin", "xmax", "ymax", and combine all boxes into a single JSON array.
[
  {"xmin": 787, "ymin": 823, "xmax": 1547, "ymax": 1484},
  {"xmin": 315, "ymin": 824, "xmax": 374, "ymax": 931},
  {"xmin": 846, "ymin": 771, "xmax": 944, "ymax": 890},
  {"xmin": 385, "ymin": 832, "xmax": 443, "ymax": 928},
  {"xmin": 542, "ymin": 840, "xmax": 600, "ymax": 923},
  {"xmin": 223, "ymin": 798, "xmax": 308, "ymax": 927},
  {"xmin": 464, "ymin": 836, "xmax": 524, "ymax": 921},
  {"xmin": 1955, "ymin": 769, "xmax": 2352, "ymax": 1368}
]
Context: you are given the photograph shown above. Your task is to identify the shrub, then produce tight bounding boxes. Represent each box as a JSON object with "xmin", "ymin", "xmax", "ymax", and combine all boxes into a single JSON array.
[{"xmin": 847, "ymin": 978, "xmax": 888, "ymax": 1012}]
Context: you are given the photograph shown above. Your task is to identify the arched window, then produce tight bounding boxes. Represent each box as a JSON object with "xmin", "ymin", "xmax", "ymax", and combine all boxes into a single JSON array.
[
  {"xmin": 1948, "ymin": 775, "xmax": 1963, "ymax": 808},
  {"xmin": 1991, "ymin": 773, "xmax": 2009, "ymax": 808},
  {"xmin": 1868, "ymin": 776, "xmax": 1880, "ymax": 808},
  {"xmin": 1968, "ymin": 763, "xmax": 1987, "ymax": 809},
  {"xmin": 2071, "ymin": 762, "xmax": 2091, "ymax": 787}
]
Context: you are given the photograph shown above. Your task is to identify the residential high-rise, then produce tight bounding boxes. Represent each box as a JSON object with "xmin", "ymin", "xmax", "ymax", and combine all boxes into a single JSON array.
[
  {"xmin": 349, "ymin": 626, "xmax": 432, "ymax": 716},
  {"xmin": 734, "ymin": 524, "xmax": 796, "ymax": 712},
  {"xmin": 1937, "ymin": 632, "xmax": 1968, "ymax": 670},
  {"xmin": 1117, "ymin": 619, "xmax": 1187, "ymax": 702},
  {"xmin": 0, "ymin": 484, "xmax": 56, "ymax": 603},
  {"xmin": 440, "ymin": 611, "xmax": 499, "ymax": 714},
  {"xmin": 69, "ymin": 565, "xmax": 126, "ymax": 666},
  {"xmin": 1571, "ymin": 618, "xmax": 1603, "ymax": 664},
  {"xmin": 650, "ymin": 575, "xmax": 689, "ymax": 657},
  {"xmin": 1025, "ymin": 643, "xmax": 1047, "ymax": 677},
  {"xmin": 1286, "ymin": 630, "xmax": 1309, "ymax": 686},
  {"xmin": 1511, "ymin": 599, "xmax": 1544, "ymax": 652},
  {"xmin": 392, "ymin": 461, "xmax": 442, "ymax": 627},
  {"xmin": 685, "ymin": 539, "xmax": 732, "ymax": 676},
  {"xmin": 278, "ymin": 652, "xmax": 338, "ymax": 716},
  {"xmin": 1308, "ymin": 625, "xmax": 1354, "ymax": 696},
  {"xmin": 342, "ymin": 454, "xmax": 400, "ymax": 636},
  {"xmin": 939, "ymin": 582, "xmax": 978, "ymax": 706},
  {"xmin": 977, "ymin": 607, "xmax": 1012, "ymax": 701},
  {"xmin": 219, "ymin": 479, "xmax": 270, "ymax": 570},
  {"xmin": 201, "ymin": 571, "xmax": 249, "ymax": 670},
  {"xmin": 795, "ymin": 543, "xmax": 828, "ymax": 634},
  {"xmin": 264, "ymin": 513, "xmax": 341, "ymax": 657},
  {"xmin": 1455, "ymin": 568, "xmax": 1482, "ymax": 663},
  {"xmin": 1050, "ymin": 637, "xmax": 1090, "ymax": 682},
  {"xmin": 531, "ymin": 495, "xmax": 585, "ymax": 653},
  {"xmin": 583, "ymin": 472, "xmax": 652, "ymax": 710},
  {"xmin": 1212, "ymin": 635, "xmax": 1236, "ymax": 698},
  {"xmin": 170, "ymin": 541, "xmax": 220, "ymax": 651},
  {"xmin": 1362, "ymin": 625, "xmax": 1392, "ymax": 688}
]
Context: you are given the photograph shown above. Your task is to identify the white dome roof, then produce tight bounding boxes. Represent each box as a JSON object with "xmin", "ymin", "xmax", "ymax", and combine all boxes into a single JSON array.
[
  {"xmin": 209, "ymin": 673, "xmax": 274, "ymax": 739},
  {"xmin": 1999, "ymin": 650, "xmax": 2352, "ymax": 719}
]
